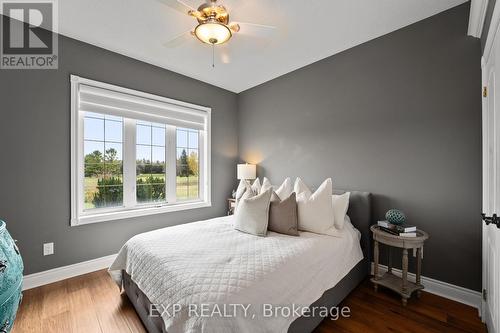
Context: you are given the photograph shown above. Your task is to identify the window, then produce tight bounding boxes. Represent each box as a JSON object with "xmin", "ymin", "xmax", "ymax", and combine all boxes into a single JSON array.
[
  {"xmin": 176, "ymin": 128, "xmax": 199, "ymax": 201},
  {"xmin": 84, "ymin": 113, "xmax": 123, "ymax": 209},
  {"xmin": 136, "ymin": 121, "xmax": 167, "ymax": 204},
  {"xmin": 71, "ymin": 75, "xmax": 211, "ymax": 225}
]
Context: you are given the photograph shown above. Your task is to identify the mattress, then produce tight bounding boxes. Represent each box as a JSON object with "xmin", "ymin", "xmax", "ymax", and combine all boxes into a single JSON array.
[{"xmin": 109, "ymin": 215, "xmax": 363, "ymax": 333}]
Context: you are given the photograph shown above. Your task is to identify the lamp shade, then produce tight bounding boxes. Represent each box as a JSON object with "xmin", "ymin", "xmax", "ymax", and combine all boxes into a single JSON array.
[
  {"xmin": 237, "ymin": 164, "xmax": 256, "ymax": 180},
  {"xmin": 194, "ymin": 22, "xmax": 232, "ymax": 45}
]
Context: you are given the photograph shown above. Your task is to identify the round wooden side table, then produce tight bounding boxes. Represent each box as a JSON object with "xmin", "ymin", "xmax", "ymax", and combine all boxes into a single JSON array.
[{"xmin": 370, "ymin": 225, "xmax": 429, "ymax": 306}]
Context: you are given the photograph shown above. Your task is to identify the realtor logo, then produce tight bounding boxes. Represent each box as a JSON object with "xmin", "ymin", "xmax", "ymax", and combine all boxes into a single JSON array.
[{"xmin": 1, "ymin": 0, "xmax": 58, "ymax": 69}]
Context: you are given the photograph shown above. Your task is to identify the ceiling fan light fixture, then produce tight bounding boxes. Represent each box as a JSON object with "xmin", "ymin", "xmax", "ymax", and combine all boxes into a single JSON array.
[{"xmin": 194, "ymin": 21, "xmax": 232, "ymax": 45}]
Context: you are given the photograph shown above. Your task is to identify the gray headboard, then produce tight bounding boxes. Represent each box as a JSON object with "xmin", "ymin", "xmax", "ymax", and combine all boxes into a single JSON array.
[{"xmin": 334, "ymin": 190, "xmax": 372, "ymax": 261}]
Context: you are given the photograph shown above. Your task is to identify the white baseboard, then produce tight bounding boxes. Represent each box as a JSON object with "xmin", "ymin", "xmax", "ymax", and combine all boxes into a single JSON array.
[
  {"xmin": 371, "ymin": 262, "xmax": 482, "ymax": 314},
  {"xmin": 23, "ymin": 253, "xmax": 117, "ymax": 291}
]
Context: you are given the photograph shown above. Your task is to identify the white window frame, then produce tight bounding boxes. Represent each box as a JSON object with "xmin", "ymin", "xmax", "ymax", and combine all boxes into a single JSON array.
[{"xmin": 70, "ymin": 75, "xmax": 211, "ymax": 226}]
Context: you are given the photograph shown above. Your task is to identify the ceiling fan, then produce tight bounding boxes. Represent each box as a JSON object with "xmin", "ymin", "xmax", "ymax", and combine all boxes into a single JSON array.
[{"xmin": 158, "ymin": 0, "xmax": 276, "ymax": 66}]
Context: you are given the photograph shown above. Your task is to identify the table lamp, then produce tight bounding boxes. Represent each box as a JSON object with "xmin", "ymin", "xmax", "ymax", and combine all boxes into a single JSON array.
[{"xmin": 237, "ymin": 163, "xmax": 256, "ymax": 182}]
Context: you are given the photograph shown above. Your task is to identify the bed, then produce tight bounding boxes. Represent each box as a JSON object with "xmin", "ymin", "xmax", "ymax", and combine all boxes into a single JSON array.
[{"xmin": 109, "ymin": 190, "xmax": 371, "ymax": 333}]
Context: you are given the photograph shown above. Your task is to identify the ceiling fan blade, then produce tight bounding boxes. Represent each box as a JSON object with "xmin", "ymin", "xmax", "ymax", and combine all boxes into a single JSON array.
[
  {"xmin": 162, "ymin": 31, "xmax": 193, "ymax": 48},
  {"xmin": 156, "ymin": 0, "xmax": 195, "ymax": 14},
  {"xmin": 228, "ymin": 22, "xmax": 240, "ymax": 33},
  {"xmin": 218, "ymin": 45, "xmax": 231, "ymax": 64},
  {"xmin": 230, "ymin": 22, "xmax": 276, "ymax": 39}
]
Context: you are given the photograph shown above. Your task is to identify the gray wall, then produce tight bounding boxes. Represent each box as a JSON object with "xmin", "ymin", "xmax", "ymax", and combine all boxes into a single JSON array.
[
  {"xmin": 481, "ymin": 0, "xmax": 496, "ymax": 51},
  {"xmin": 238, "ymin": 3, "xmax": 482, "ymax": 291},
  {"xmin": 0, "ymin": 32, "xmax": 238, "ymax": 274}
]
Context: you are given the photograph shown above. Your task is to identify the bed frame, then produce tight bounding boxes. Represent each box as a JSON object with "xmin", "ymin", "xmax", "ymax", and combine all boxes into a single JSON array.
[{"xmin": 123, "ymin": 190, "xmax": 372, "ymax": 333}]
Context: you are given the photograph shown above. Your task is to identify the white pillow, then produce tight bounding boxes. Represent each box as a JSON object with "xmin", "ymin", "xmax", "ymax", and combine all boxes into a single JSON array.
[
  {"xmin": 324, "ymin": 215, "xmax": 357, "ymax": 238},
  {"xmin": 294, "ymin": 177, "xmax": 311, "ymax": 195},
  {"xmin": 235, "ymin": 179, "xmax": 249, "ymax": 199},
  {"xmin": 234, "ymin": 189, "xmax": 272, "ymax": 237},
  {"xmin": 332, "ymin": 192, "xmax": 350, "ymax": 230},
  {"xmin": 261, "ymin": 177, "xmax": 273, "ymax": 193},
  {"xmin": 275, "ymin": 178, "xmax": 293, "ymax": 199},
  {"xmin": 235, "ymin": 179, "xmax": 262, "ymax": 212},
  {"xmin": 295, "ymin": 178, "xmax": 335, "ymax": 234},
  {"xmin": 261, "ymin": 177, "xmax": 293, "ymax": 200},
  {"xmin": 251, "ymin": 178, "xmax": 261, "ymax": 194},
  {"xmin": 235, "ymin": 181, "xmax": 249, "ymax": 213}
]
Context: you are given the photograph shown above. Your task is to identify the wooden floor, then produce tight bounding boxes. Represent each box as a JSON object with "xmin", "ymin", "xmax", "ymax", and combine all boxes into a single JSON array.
[{"xmin": 12, "ymin": 270, "xmax": 487, "ymax": 333}]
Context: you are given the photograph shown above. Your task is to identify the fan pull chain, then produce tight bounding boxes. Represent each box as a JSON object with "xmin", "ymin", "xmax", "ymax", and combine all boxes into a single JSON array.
[{"xmin": 212, "ymin": 43, "xmax": 215, "ymax": 68}]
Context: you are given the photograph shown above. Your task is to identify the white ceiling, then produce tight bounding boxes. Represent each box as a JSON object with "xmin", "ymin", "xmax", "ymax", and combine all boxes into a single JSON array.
[{"xmin": 57, "ymin": 0, "xmax": 467, "ymax": 93}]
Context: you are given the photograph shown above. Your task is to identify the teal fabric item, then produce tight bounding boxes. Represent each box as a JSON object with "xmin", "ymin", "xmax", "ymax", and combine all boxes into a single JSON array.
[
  {"xmin": 385, "ymin": 209, "xmax": 406, "ymax": 226},
  {"xmin": 0, "ymin": 220, "xmax": 23, "ymax": 333}
]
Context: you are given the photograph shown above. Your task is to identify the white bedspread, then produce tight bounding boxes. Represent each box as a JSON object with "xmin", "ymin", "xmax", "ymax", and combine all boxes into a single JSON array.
[{"xmin": 109, "ymin": 215, "xmax": 363, "ymax": 333}]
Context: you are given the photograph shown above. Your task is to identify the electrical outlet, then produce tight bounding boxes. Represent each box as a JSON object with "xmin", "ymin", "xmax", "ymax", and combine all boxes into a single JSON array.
[{"xmin": 43, "ymin": 242, "xmax": 54, "ymax": 256}]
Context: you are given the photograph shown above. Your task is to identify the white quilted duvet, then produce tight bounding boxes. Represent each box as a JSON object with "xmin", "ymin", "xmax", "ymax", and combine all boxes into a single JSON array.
[{"xmin": 109, "ymin": 215, "xmax": 363, "ymax": 333}]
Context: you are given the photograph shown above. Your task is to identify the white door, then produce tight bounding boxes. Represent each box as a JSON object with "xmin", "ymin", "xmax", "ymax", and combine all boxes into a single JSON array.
[{"xmin": 482, "ymin": 20, "xmax": 500, "ymax": 333}]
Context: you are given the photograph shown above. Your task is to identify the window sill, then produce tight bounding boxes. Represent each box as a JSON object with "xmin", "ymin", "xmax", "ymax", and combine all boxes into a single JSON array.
[{"xmin": 71, "ymin": 200, "xmax": 211, "ymax": 226}]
